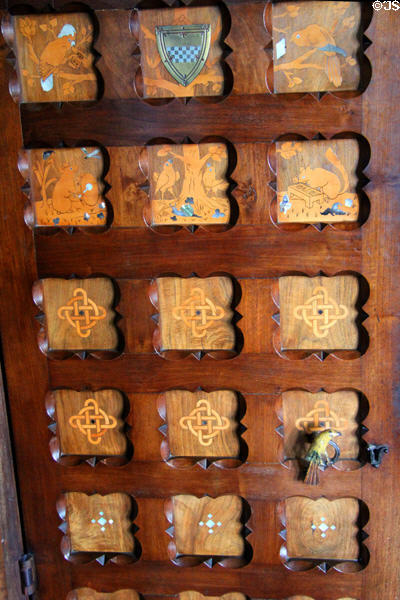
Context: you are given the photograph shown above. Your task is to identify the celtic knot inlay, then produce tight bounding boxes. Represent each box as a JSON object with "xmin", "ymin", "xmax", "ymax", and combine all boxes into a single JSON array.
[
  {"xmin": 293, "ymin": 286, "xmax": 348, "ymax": 338},
  {"xmin": 295, "ymin": 400, "xmax": 348, "ymax": 433},
  {"xmin": 57, "ymin": 287, "xmax": 106, "ymax": 338},
  {"xmin": 179, "ymin": 399, "xmax": 230, "ymax": 446},
  {"xmin": 172, "ymin": 287, "xmax": 225, "ymax": 338},
  {"xmin": 69, "ymin": 398, "xmax": 117, "ymax": 445}
]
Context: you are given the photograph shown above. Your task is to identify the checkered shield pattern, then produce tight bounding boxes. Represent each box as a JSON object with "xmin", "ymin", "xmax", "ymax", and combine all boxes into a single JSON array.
[{"xmin": 167, "ymin": 45, "xmax": 201, "ymax": 64}]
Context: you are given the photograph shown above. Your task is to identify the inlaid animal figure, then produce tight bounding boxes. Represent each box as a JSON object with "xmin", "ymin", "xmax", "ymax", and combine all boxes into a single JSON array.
[
  {"xmin": 291, "ymin": 24, "xmax": 347, "ymax": 87},
  {"xmin": 154, "ymin": 158, "xmax": 180, "ymax": 200},
  {"xmin": 202, "ymin": 162, "xmax": 224, "ymax": 194},
  {"xmin": 296, "ymin": 148, "xmax": 349, "ymax": 200},
  {"xmin": 50, "ymin": 164, "xmax": 78, "ymax": 213},
  {"xmin": 39, "ymin": 24, "xmax": 76, "ymax": 92}
]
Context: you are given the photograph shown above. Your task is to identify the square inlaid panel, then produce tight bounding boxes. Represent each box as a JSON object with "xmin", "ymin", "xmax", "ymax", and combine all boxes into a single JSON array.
[
  {"xmin": 60, "ymin": 492, "xmax": 135, "ymax": 556},
  {"xmin": 276, "ymin": 139, "xmax": 359, "ymax": 224},
  {"xmin": 47, "ymin": 389, "xmax": 128, "ymax": 465},
  {"xmin": 68, "ymin": 591, "xmax": 139, "ymax": 600},
  {"xmin": 170, "ymin": 495, "xmax": 243, "ymax": 559},
  {"xmin": 137, "ymin": 6, "xmax": 224, "ymax": 98},
  {"xmin": 278, "ymin": 275, "xmax": 359, "ymax": 351},
  {"xmin": 147, "ymin": 143, "xmax": 229, "ymax": 226},
  {"xmin": 282, "ymin": 390, "xmax": 360, "ymax": 463},
  {"xmin": 272, "ymin": 1, "xmax": 361, "ymax": 93},
  {"xmin": 162, "ymin": 389, "xmax": 240, "ymax": 460},
  {"xmin": 179, "ymin": 594, "xmax": 246, "ymax": 600},
  {"xmin": 284, "ymin": 497, "xmax": 359, "ymax": 562},
  {"xmin": 23, "ymin": 147, "xmax": 106, "ymax": 228},
  {"xmin": 11, "ymin": 13, "xmax": 97, "ymax": 102},
  {"xmin": 36, "ymin": 278, "xmax": 118, "ymax": 353},
  {"xmin": 154, "ymin": 276, "xmax": 235, "ymax": 352}
]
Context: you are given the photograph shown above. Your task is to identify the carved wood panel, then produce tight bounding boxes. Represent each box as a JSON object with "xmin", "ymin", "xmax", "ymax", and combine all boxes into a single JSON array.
[{"xmin": 0, "ymin": 2, "xmax": 398, "ymax": 600}]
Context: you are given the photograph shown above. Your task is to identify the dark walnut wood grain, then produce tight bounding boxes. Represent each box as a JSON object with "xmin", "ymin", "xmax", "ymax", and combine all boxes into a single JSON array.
[
  {"xmin": 158, "ymin": 389, "xmax": 240, "ymax": 467},
  {"xmin": 68, "ymin": 589, "xmax": 139, "ymax": 599},
  {"xmin": 58, "ymin": 492, "xmax": 137, "ymax": 564},
  {"xmin": 166, "ymin": 494, "xmax": 246, "ymax": 567},
  {"xmin": 0, "ymin": 3, "xmax": 399, "ymax": 600},
  {"xmin": 33, "ymin": 277, "xmax": 119, "ymax": 356},
  {"xmin": 277, "ymin": 275, "xmax": 359, "ymax": 352},
  {"xmin": 280, "ymin": 496, "xmax": 365, "ymax": 571},
  {"xmin": 46, "ymin": 389, "xmax": 129, "ymax": 466},
  {"xmin": 151, "ymin": 276, "xmax": 236, "ymax": 356}
]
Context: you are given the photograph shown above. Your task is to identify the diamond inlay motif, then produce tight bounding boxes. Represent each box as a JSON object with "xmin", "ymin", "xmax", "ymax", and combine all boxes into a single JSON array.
[
  {"xmin": 91, "ymin": 510, "xmax": 114, "ymax": 532},
  {"xmin": 311, "ymin": 516, "xmax": 336, "ymax": 539},
  {"xmin": 199, "ymin": 513, "xmax": 222, "ymax": 534}
]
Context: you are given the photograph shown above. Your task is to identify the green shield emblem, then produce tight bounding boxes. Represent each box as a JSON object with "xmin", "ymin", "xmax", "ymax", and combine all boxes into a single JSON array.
[{"xmin": 156, "ymin": 24, "xmax": 211, "ymax": 87}]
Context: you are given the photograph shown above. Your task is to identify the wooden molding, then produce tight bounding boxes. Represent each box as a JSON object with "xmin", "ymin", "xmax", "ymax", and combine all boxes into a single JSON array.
[
  {"xmin": 276, "ymin": 389, "xmax": 368, "ymax": 474},
  {"xmin": 19, "ymin": 146, "xmax": 109, "ymax": 231},
  {"xmin": 271, "ymin": 2, "xmax": 362, "ymax": 94},
  {"xmin": 46, "ymin": 388, "xmax": 130, "ymax": 466},
  {"xmin": 33, "ymin": 277, "xmax": 121, "ymax": 358},
  {"xmin": 58, "ymin": 492, "xmax": 138, "ymax": 565},
  {"xmin": 166, "ymin": 494, "xmax": 250, "ymax": 567},
  {"xmin": 158, "ymin": 389, "xmax": 243, "ymax": 468},
  {"xmin": 150, "ymin": 275, "xmax": 237, "ymax": 359},
  {"xmin": 2, "ymin": 12, "xmax": 98, "ymax": 103},
  {"xmin": 279, "ymin": 496, "xmax": 368, "ymax": 572}
]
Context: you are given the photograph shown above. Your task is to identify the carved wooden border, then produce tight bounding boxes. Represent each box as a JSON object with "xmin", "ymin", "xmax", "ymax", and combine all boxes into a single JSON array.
[
  {"xmin": 149, "ymin": 273, "xmax": 243, "ymax": 360},
  {"xmin": 45, "ymin": 388, "xmax": 132, "ymax": 467},
  {"xmin": 32, "ymin": 275, "xmax": 124, "ymax": 360},
  {"xmin": 57, "ymin": 493, "xmax": 139, "ymax": 566},
  {"xmin": 263, "ymin": 1, "xmax": 373, "ymax": 101},
  {"xmin": 140, "ymin": 136, "xmax": 237, "ymax": 234},
  {"xmin": 267, "ymin": 132, "xmax": 371, "ymax": 232},
  {"xmin": 157, "ymin": 388, "xmax": 247, "ymax": 469},
  {"xmin": 275, "ymin": 388, "xmax": 369, "ymax": 474},
  {"xmin": 129, "ymin": 4, "xmax": 233, "ymax": 106},
  {"xmin": 277, "ymin": 496, "xmax": 369, "ymax": 573},
  {"xmin": 271, "ymin": 271, "xmax": 369, "ymax": 361},
  {"xmin": 18, "ymin": 144, "xmax": 113, "ymax": 234},
  {"xmin": 164, "ymin": 495, "xmax": 252, "ymax": 568}
]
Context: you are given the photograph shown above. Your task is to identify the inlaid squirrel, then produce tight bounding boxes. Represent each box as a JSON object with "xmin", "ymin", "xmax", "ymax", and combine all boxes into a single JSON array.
[{"xmin": 296, "ymin": 147, "xmax": 349, "ymax": 200}]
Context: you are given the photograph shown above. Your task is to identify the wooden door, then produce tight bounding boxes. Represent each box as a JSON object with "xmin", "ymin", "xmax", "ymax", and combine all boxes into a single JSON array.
[{"xmin": 0, "ymin": 1, "xmax": 399, "ymax": 599}]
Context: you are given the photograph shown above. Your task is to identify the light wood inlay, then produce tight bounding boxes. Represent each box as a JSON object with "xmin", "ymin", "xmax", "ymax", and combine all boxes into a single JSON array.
[
  {"xmin": 156, "ymin": 276, "xmax": 235, "ymax": 351},
  {"xmin": 285, "ymin": 496, "xmax": 359, "ymax": 562},
  {"xmin": 26, "ymin": 147, "xmax": 105, "ymax": 227},
  {"xmin": 272, "ymin": 1, "xmax": 361, "ymax": 93},
  {"xmin": 38, "ymin": 278, "xmax": 118, "ymax": 352},
  {"xmin": 276, "ymin": 139, "xmax": 359, "ymax": 224},
  {"xmin": 164, "ymin": 389, "xmax": 239, "ymax": 459},
  {"xmin": 49, "ymin": 389, "xmax": 127, "ymax": 460},
  {"xmin": 137, "ymin": 6, "xmax": 224, "ymax": 98},
  {"xmin": 172, "ymin": 495, "xmax": 243, "ymax": 558},
  {"xmin": 279, "ymin": 275, "xmax": 359, "ymax": 351},
  {"xmin": 12, "ymin": 13, "xmax": 97, "ymax": 102},
  {"xmin": 147, "ymin": 143, "xmax": 229, "ymax": 225}
]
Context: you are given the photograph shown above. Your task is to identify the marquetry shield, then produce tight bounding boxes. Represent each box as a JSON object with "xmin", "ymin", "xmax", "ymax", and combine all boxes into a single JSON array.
[{"xmin": 155, "ymin": 24, "xmax": 211, "ymax": 87}]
